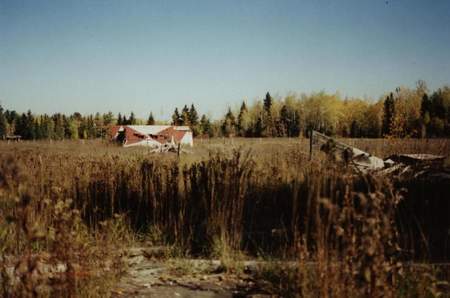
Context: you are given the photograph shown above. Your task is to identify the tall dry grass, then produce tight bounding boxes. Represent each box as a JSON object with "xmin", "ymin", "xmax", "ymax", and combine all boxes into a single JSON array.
[{"xmin": 0, "ymin": 138, "xmax": 449, "ymax": 296}]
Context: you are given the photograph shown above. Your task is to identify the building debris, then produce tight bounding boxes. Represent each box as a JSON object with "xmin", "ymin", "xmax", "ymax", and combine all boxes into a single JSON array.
[
  {"xmin": 310, "ymin": 130, "xmax": 449, "ymax": 179},
  {"xmin": 311, "ymin": 130, "xmax": 388, "ymax": 172},
  {"xmin": 386, "ymin": 154, "xmax": 445, "ymax": 166}
]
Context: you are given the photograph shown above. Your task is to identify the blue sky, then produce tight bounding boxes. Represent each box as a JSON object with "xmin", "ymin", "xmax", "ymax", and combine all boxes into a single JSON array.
[{"xmin": 1, "ymin": 0, "xmax": 449, "ymax": 120}]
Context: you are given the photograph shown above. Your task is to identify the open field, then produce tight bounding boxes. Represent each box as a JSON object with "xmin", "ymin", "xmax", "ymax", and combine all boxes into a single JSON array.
[
  {"xmin": 1, "ymin": 138, "xmax": 449, "ymax": 297},
  {"xmin": 2, "ymin": 136, "xmax": 449, "ymax": 159}
]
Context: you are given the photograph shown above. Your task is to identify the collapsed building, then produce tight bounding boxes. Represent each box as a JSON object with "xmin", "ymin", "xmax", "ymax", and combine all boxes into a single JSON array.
[{"xmin": 311, "ymin": 130, "xmax": 450, "ymax": 261}]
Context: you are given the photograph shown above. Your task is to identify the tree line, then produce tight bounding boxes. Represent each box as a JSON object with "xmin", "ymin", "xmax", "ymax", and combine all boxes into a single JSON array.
[{"xmin": 1, "ymin": 81, "xmax": 449, "ymax": 140}]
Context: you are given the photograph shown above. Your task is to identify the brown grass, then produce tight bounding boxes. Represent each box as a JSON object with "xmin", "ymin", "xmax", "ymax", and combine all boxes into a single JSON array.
[{"xmin": 0, "ymin": 138, "xmax": 449, "ymax": 296}]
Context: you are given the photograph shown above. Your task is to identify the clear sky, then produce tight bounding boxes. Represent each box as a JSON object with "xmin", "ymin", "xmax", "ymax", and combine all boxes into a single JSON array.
[{"xmin": 1, "ymin": 0, "xmax": 449, "ymax": 120}]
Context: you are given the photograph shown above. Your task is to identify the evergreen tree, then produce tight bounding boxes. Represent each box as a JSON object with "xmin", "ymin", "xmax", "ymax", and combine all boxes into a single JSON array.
[
  {"xmin": 279, "ymin": 105, "xmax": 290, "ymax": 137},
  {"xmin": 16, "ymin": 111, "xmax": 36, "ymax": 139},
  {"xmin": 171, "ymin": 108, "xmax": 182, "ymax": 125},
  {"xmin": 264, "ymin": 92, "xmax": 273, "ymax": 113},
  {"xmin": 5, "ymin": 110, "xmax": 18, "ymax": 125},
  {"xmin": 188, "ymin": 104, "xmax": 200, "ymax": 135},
  {"xmin": 430, "ymin": 90, "xmax": 446, "ymax": 119},
  {"xmin": 188, "ymin": 104, "xmax": 199, "ymax": 125},
  {"xmin": 382, "ymin": 93, "xmax": 395, "ymax": 136},
  {"xmin": 254, "ymin": 116, "xmax": 263, "ymax": 137},
  {"xmin": 181, "ymin": 105, "xmax": 190, "ymax": 126},
  {"xmin": 221, "ymin": 108, "xmax": 236, "ymax": 137},
  {"xmin": 429, "ymin": 89, "xmax": 448, "ymax": 136},
  {"xmin": 237, "ymin": 101, "xmax": 250, "ymax": 137},
  {"xmin": 0, "ymin": 106, "xmax": 7, "ymax": 138},
  {"xmin": 27, "ymin": 110, "xmax": 36, "ymax": 139},
  {"xmin": 129, "ymin": 112, "xmax": 136, "ymax": 125},
  {"xmin": 15, "ymin": 113, "xmax": 27, "ymax": 138},
  {"xmin": 117, "ymin": 113, "xmax": 123, "ymax": 125},
  {"xmin": 147, "ymin": 112, "xmax": 155, "ymax": 125},
  {"xmin": 421, "ymin": 93, "xmax": 432, "ymax": 118},
  {"xmin": 263, "ymin": 92, "xmax": 275, "ymax": 136},
  {"xmin": 200, "ymin": 114, "xmax": 212, "ymax": 137},
  {"xmin": 350, "ymin": 120, "xmax": 360, "ymax": 138}
]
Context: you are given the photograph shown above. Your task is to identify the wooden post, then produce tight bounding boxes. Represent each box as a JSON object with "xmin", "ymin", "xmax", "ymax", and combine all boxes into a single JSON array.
[
  {"xmin": 309, "ymin": 129, "xmax": 313, "ymax": 161},
  {"xmin": 177, "ymin": 143, "xmax": 181, "ymax": 157}
]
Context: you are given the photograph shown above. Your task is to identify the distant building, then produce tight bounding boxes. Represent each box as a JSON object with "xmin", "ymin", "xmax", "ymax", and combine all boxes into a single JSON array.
[{"xmin": 110, "ymin": 125, "xmax": 193, "ymax": 147}]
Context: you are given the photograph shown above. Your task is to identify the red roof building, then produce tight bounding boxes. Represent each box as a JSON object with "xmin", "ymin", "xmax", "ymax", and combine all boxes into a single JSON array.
[{"xmin": 110, "ymin": 125, "xmax": 193, "ymax": 147}]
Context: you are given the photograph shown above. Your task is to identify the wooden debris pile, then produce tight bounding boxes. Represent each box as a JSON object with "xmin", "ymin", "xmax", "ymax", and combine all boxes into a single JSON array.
[
  {"xmin": 310, "ymin": 130, "xmax": 448, "ymax": 179},
  {"xmin": 147, "ymin": 142, "xmax": 191, "ymax": 154}
]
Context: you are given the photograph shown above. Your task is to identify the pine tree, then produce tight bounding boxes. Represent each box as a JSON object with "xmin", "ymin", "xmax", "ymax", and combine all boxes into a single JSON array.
[
  {"xmin": 5, "ymin": 110, "xmax": 17, "ymax": 125},
  {"xmin": 200, "ymin": 114, "xmax": 212, "ymax": 137},
  {"xmin": 147, "ymin": 112, "xmax": 155, "ymax": 125},
  {"xmin": 188, "ymin": 104, "xmax": 199, "ymax": 125},
  {"xmin": 279, "ymin": 105, "xmax": 290, "ymax": 137},
  {"xmin": 129, "ymin": 112, "xmax": 136, "ymax": 125},
  {"xmin": 25, "ymin": 110, "xmax": 36, "ymax": 139},
  {"xmin": 263, "ymin": 92, "xmax": 275, "ymax": 136},
  {"xmin": 382, "ymin": 93, "xmax": 395, "ymax": 136},
  {"xmin": 254, "ymin": 116, "xmax": 263, "ymax": 137},
  {"xmin": 16, "ymin": 111, "xmax": 36, "ymax": 139},
  {"xmin": 421, "ymin": 93, "xmax": 432, "ymax": 118},
  {"xmin": 350, "ymin": 120, "xmax": 359, "ymax": 138},
  {"xmin": 237, "ymin": 101, "xmax": 250, "ymax": 137},
  {"xmin": 429, "ymin": 90, "xmax": 448, "ymax": 136},
  {"xmin": 0, "ymin": 106, "xmax": 7, "ymax": 138},
  {"xmin": 15, "ymin": 113, "xmax": 25, "ymax": 138},
  {"xmin": 264, "ymin": 92, "xmax": 273, "ymax": 113},
  {"xmin": 221, "ymin": 108, "xmax": 236, "ymax": 137},
  {"xmin": 181, "ymin": 105, "xmax": 190, "ymax": 126},
  {"xmin": 171, "ymin": 108, "xmax": 181, "ymax": 125},
  {"xmin": 188, "ymin": 104, "xmax": 199, "ymax": 135},
  {"xmin": 117, "ymin": 113, "xmax": 123, "ymax": 125}
]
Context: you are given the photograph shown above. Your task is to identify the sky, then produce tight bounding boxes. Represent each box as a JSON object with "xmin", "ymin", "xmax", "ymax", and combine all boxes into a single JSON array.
[{"xmin": 1, "ymin": 0, "xmax": 450, "ymax": 120}]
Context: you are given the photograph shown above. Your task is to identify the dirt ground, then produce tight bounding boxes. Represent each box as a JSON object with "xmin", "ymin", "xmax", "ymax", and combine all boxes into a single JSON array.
[{"xmin": 112, "ymin": 247, "xmax": 275, "ymax": 298}]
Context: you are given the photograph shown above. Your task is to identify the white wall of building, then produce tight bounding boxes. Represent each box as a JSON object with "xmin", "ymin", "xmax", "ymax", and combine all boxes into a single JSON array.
[{"xmin": 180, "ymin": 131, "xmax": 194, "ymax": 147}]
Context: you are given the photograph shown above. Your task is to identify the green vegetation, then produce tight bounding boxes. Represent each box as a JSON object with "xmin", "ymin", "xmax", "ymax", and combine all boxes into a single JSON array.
[{"xmin": 1, "ymin": 81, "xmax": 450, "ymax": 140}]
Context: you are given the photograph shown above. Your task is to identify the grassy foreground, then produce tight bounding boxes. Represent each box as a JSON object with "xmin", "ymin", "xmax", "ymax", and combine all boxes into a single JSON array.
[{"xmin": 0, "ymin": 138, "xmax": 449, "ymax": 297}]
